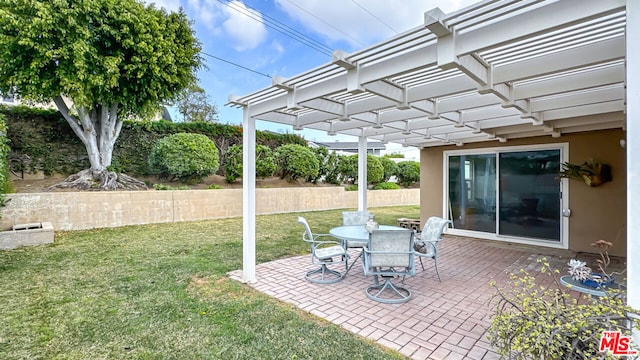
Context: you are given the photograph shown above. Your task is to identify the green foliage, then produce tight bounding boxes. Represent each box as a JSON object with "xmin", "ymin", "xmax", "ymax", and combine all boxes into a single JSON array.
[
  {"xmin": 337, "ymin": 154, "xmax": 384, "ymax": 184},
  {"xmin": 223, "ymin": 145, "xmax": 243, "ymax": 183},
  {"xmin": 324, "ymin": 151, "xmax": 342, "ymax": 185},
  {"xmin": 206, "ymin": 184, "xmax": 223, "ymax": 190},
  {"xmin": 2, "ymin": 105, "xmax": 88, "ymax": 175},
  {"xmin": 274, "ymin": 144, "xmax": 319, "ymax": 181},
  {"xmin": 396, "ymin": 161, "xmax": 420, "ymax": 186},
  {"xmin": 222, "ymin": 144, "xmax": 277, "ymax": 183},
  {"xmin": 366, "ymin": 155, "xmax": 384, "ymax": 184},
  {"xmin": 152, "ymin": 183, "xmax": 190, "ymax": 190},
  {"xmin": 488, "ymin": 259, "xmax": 638, "ymax": 359},
  {"xmin": 0, "ymin": 113, "xmax": 11, "ymax": 210},
  {"xmin": 176, "ymin": 84, "xmax": 218, "ymax": 123},
  {"xmin": 308, "ymin": 146, "xmax": 329, "ymax": 183},
  {"xmin": 384, "ymin": 153, "xmax": 404, "ymax": 158},
  {"xmin": 372, "ymin": 182, "xmax": 400, "ymax": 190},
  {"xmin": 0, "ymin": 0, "xmax": 202, "ymax": 116},
  {"xmin": 344, "ymin": 184, "xmax": 358, "ymax": 191},
  {"xmin": 379, "ymin": 156, "xmax": 399, "ymax": 182},
  {"xmin": 4, "ymin": 106, "xmax": 304, "ymax": 177},
  {"xmin": 338, "ymin": 155, "xmax": 358, "ymax": 184},
  {"xmin": 148, "ymin": 133, "xmax": 219, "ymax": 183}
]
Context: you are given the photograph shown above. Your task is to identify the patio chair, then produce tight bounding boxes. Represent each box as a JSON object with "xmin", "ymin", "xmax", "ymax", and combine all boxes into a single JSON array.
[
  {"xmin": 341, "ymin": 211, "xmax": 374, "ymax": 271},
  {"xmin": 414, "ymin": 216, "xmax": 452, "ymax": 282},
  {"xmin": 342, "ymin": 211, "xmax": 373, "ymax": 226},
  {"xmin": 362, "ymin": 229, "xmax": 416, "ymax": 304},
  {"xmin": 297, "ymin": 216, "xmax": 349, "ymax": 284}
]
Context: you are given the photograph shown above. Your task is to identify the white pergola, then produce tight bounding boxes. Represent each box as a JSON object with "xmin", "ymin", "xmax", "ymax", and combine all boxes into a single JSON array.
[{"xmin": 230, "ymin": 0, "xmax": 637, "ymax": 331}]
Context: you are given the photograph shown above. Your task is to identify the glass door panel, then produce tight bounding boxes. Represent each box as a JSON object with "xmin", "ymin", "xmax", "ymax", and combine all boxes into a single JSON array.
[
  {"xmin": 448, "ymin": 154, "xmax": 496, "ymax": 232},
  {"xmin": 498, "ymin": 150, "xmax": 561, "ymax": 241}
]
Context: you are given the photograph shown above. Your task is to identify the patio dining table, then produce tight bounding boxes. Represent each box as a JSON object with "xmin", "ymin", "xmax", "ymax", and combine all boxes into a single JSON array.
[{"xmin": 329, "ymin": 224, "xmax": 407, "ymax": 272}]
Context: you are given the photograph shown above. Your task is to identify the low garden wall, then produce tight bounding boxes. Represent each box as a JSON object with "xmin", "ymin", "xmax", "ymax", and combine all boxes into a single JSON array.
[{"xmin": 1, "ymin": 188, "xmax": 419, "ymax": 231}]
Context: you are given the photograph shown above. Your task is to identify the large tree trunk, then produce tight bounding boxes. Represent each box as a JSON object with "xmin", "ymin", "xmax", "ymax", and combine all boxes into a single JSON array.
[{"xmin": 49, "ymin": 96, "xmax": 147, "ymax": 191}]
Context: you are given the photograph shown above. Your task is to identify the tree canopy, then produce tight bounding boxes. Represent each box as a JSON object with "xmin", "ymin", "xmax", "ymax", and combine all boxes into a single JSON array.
[
  {"xmin": 176, "ymin": 84, "xmax": 218, "ymax": 123},
  {"xmin": 0, "ymin": 0, "xmax": 203, "ymax": 190}
]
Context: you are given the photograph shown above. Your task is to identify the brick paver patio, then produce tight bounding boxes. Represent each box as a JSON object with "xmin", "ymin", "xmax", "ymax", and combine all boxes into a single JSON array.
[{"xmin": 230, "ymin": 235, "xmax": 605, "ymax": 359}]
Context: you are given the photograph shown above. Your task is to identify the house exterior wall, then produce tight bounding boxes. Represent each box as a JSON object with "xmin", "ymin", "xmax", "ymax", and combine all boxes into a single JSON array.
[{"xmin": 420, "ymin": 129, "xmax": 626, "ymax": 257}]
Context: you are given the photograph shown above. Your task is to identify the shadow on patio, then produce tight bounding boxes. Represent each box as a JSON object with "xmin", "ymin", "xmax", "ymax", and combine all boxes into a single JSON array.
[{"xmin": 230, "ymin": 235, "xmax": 621, "ymax": 360}]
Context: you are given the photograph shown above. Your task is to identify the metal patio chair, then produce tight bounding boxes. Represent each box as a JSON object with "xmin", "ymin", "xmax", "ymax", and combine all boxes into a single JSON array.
[
  {"xmin": 414, "ymin": 216, "xmax": 452, "ymax": 282},
  {"xmin": 362, "ymin": 229, "xmax": 416, "ymax": 304},
  {"xmin": 342, "ymin": 211, "xmax": 373, "ymax": 226},
  {"xmin": 297, "ymin": 216, "xmax": 349, "ymax": 284}
]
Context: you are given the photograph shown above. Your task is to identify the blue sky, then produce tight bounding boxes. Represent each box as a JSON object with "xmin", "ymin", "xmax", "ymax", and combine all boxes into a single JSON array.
[{"xmin": 148, "ymin": 0, "xmax": 479, "ymax": 158}]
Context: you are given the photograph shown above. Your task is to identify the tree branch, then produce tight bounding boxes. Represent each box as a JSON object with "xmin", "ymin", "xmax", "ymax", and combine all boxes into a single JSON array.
[{"xmin": 53, "ymin": 96, "xmax": 86, "ymax": 142}]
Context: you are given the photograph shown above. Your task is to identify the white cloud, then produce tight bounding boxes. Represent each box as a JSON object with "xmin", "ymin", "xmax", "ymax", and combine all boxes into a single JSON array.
[
  {"xmin": 220, "ymin": 1, "xmax": 268, "ymax": 51},
  {"xmin": 147, "ymin": 0, "xmax": 182, "ymax": 12},
  {"xmin": 274, "ymin": 0, "xmax": 479, "ymax": 48}
]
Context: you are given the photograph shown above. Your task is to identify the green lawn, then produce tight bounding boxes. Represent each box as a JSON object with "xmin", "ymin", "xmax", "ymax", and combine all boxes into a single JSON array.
[{"xmin": 0, "ymin": 206, "xmax": 419, "ymax": 359}]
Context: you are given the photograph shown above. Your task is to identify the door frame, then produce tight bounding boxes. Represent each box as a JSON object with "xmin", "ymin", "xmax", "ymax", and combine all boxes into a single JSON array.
[{"xmin": 442, "ymin": 143, "xmax": 569, "ymax": 249}]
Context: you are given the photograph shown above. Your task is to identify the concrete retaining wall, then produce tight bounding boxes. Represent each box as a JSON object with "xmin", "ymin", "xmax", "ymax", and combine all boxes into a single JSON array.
[{"xmin": 1, "ymin": 188, "xmax": 419, "ymax": 231}]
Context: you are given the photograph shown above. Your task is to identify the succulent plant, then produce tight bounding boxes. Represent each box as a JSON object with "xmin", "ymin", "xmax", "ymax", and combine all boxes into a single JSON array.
[{"xmin": 567, "ymin": 259, "xmax": 592, "ymax": 281}]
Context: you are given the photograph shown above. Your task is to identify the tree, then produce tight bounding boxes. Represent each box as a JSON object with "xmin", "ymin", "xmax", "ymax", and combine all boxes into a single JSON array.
[
  {"xmin": 176, "ymin": 83, "xmax": 218, "ymax": 123},
  {"xmin": 0, "ymin": 0, "xmax": 202, "ymax": 190},
  {"xmin": 396, "ymin": 161, "xmax": 420, "ymax": 187}
]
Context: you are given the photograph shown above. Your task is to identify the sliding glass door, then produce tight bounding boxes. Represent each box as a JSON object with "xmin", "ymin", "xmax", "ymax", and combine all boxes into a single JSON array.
[{"xmin": 447, "ymin": 146, "xmax": 563, "ymax": 243}]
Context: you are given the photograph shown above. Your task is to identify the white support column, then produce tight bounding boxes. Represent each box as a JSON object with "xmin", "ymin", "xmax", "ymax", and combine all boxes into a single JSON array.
[
  {"xmin": 242, "ymin": 108, "xmax": 256, "ymax": 283},
  {"xmin": 357, "ymin": 133, "xmax": 367, "ymax": 211},
  {"xmin": 626, "ymin": 0, "xmax": 639, "ymax": 342}
]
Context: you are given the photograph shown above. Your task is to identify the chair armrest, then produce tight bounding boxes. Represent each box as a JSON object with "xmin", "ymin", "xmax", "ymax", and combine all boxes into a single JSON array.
[{"xmin": 414, "ymin": 239, "xmax": 437, "ymax": 257}]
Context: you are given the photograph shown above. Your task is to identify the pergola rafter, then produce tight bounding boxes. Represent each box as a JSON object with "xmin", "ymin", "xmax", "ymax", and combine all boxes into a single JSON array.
[{"xmin": 233, "ymin": 1, "xmax": 637, "ymax": 328}]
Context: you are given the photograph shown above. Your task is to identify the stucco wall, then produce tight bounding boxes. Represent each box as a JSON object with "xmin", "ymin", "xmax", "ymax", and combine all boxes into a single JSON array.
[
  {"xmin": 420, "ymin": 129, "xmax": 626, "ymax": 256},
  {"xmin": 1, "ymin": 187, "xmax": 419, "ymax": 231}
]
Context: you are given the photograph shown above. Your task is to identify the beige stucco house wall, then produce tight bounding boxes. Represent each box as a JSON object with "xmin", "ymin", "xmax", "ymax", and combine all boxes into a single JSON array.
[{"xmin": 420, "ymin": 128, "xmax": 626, "ymax": 257}]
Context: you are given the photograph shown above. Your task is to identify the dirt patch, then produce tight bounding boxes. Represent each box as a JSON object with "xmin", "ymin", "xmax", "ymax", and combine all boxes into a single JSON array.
[{"xmin": 10, "ymin": 173, "xmax": 338, "ymax": 193}]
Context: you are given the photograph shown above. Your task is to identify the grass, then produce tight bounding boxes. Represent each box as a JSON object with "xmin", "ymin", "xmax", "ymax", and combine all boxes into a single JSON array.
[{"xmin": 0, "ymin": 206, "xmax": 419, "ymax": 359}]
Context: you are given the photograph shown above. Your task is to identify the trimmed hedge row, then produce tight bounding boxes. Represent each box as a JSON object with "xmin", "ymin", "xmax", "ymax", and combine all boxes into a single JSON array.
[{"xmin": 2, "ymin": 105, "xmax": 305, "ymax": 177}]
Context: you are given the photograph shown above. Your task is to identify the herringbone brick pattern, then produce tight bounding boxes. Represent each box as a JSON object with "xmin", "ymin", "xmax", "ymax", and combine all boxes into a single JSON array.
[{"xmin": 232, "ymin": 235, "xmax": 584, "ymax": 359}]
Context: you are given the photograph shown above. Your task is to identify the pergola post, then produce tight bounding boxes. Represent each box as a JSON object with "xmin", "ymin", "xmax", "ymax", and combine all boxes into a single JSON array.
[
  {"xmin": 357, "ymin": 133, "xmax": 367, "ymax": 211},
  {"xmin": 626, "ymin": 0, "xmax": 639, "ymax": 342},
  {"xmin": 242, "ymin": 107, "xmax": 256, "ymax": 283}
]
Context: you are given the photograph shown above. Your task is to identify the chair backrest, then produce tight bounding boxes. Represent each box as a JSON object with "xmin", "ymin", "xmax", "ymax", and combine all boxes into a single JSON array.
[
  {"xmin": 342, "ymin": 211, "xmax": 373, "ymax": 225},
  {"xmin": 297, "ymin": 216, "xmax": 314, "ymax": 243},
  {"xmin": 368, "ymin": 229, "xmax": 414, "ymax": 268},
  {"xmin": 420, "ymin": 217, "xmax": 452, "ymax": 243}
]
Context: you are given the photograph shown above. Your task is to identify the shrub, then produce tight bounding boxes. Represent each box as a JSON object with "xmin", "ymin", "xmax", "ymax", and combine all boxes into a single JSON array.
[
  {"xmin": 3, "ymin": 105, "xmax": 305, "ymax": 177},
  {"xmin": 0, "ymin": 113, "xmax": 11, "ymax": 211},
  {"xmin": 152, "ymin": 183, "xmax": 190, "ymax": 190},
  {"xmin": 344, "ymin": 184, "xmax": 358, "ymax": 191},
  {"xmin": 396, "ymin": 161, "xmax": 420, "ymax": 186},
  {"xmin": 338, "ymin": 154, "xmax": 384, "ymax": 184},
  {"xmin": 379, "ymin": 156, "xmax": 399, "ymax": 182},
  {"xmin": 206, "ymin": 184, "xmax": 223, "ymax": 189},
  {"xmin": 366, "ymin": 155, "xmax": 384, "ymax": 184},
  {"xmin": 223, "ymin": 144, "xmax": 277, "ymax": 183},
  {"xmin": 324, "ymin": 151, "xmax": 342, "ymax": 185},
  {"xmin": 274, "ymin": 144, "xmax": 319, "ymax": 181},
  {"xmin": 308, "ymin": 146, "xmax": 330, "ymax": 183},
  {"xmin": 223, "ymin": 145, "xmax": 242, "ymax": 183},
  {"xmin": 372, "ymin": 182, "xmax": 400, "ymax": 190},
  {"xmin": 488, "ymin": 258, "xmax": 639, "ymax": 359},
  {"xmin": 337, "ymin": 155, "xmax": 357, "ymax": 184},
  {"xmin": 148, "ymin": 133, "xmax": 219, "ymax": 183}
]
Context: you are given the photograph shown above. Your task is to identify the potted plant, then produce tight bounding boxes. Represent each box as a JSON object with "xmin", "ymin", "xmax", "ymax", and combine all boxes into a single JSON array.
[
  {"xmin": 567, "ymin": 240, "xmax": 617, "ymax": 288},
  {"xmin": 488, "ymin": 244, "xmax": 638, "ymax": 359},
  {"xmin": 559, "ymin": 158, "xmax": 612, "ymax": 187}
]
